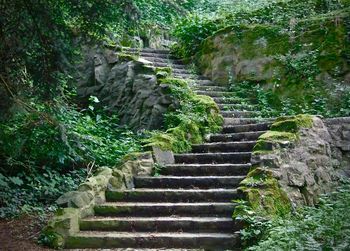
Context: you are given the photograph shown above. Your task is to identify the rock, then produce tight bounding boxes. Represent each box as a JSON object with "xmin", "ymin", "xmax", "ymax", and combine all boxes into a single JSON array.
[
  {"xmin": 56, "ymin": 191, "xmax": 94, "ymax": 208},
  {"xmin": 77, "ymin": 49, "xmax": 177, "ymax": 130}
]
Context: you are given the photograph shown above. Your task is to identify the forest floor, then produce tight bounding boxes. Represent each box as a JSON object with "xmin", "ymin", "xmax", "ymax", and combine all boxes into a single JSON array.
[{"xmin": 0, "ymin": 215, "xmax": 50, "ymax": 251}]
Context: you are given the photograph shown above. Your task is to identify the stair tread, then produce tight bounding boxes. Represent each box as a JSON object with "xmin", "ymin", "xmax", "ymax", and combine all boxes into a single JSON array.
[
  {"xmin": 175, "ymin": 152, "xmax": 252, "ymax": 156},
  {"xmin": 72, "ymin": 231, "xmax": 237, "ymax": 238},
  {"xmin": 111, "ymin": 188, "xmax": 238, "ymax": 192},
  {"xmin": 135, "ymin": 175, "xmax": 246, "ymax": 179},
  {"xmin": 83, "ymin": 216, "xmax": 234, "ymax": 221},
  {"xmin": 193, "ymin": 141, "xmax": 256, "ymax": 146},
  {"xmin": 101, "ymin": 202, "xmax": 235, "ymax": 206}
]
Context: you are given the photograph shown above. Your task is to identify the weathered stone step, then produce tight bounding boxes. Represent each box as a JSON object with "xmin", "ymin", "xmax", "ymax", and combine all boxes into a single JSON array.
[
  {"xmin": 66, "ymin": 231, "xmax": 240, "ymax": 249},
  {"xmin": 162, "ymin": 164, "xmax": 251, "ymax": 176},
  {"xmin": 106, "ymin": 189, "xmax": 240, "ymax": 203},
  {"xmin": 172, "ymin": 68, "xmax": 192, "ymax": 74},
  {"xmin": 223, "ymin": 117, "xmax": 272, "ymax": 126},
  {"xmin": 174, "ymin": 152, "xmax": 251, "ymax": 164},
  {"xmin": 129, "ymin": 52, "xmax": 176, "ymax": 59},
  {"xmin": 209, "ymin": 131, "xmax": 266, "ymax": 143},
  {"xmin": 193, "ymin": 79, "xmax": 218, "ymax": 86},
  {"xmin": 194, "ymin": 85, "xmax": 228, "ymax": 92},
  {"xmin": 212, "ymin": 97, "xmax": 244, "ymax": 103},
  {"xmin": 221, "ymin": 111, "xmax": 259, "ymax": 118},
  {"xmin": 195, "ymin": 91, "xmax": 232, "ymax": 97},
  {"xmin": 80, "ymin": 216, "xmax": 241, "ymax": 233},
  {"xmin": 134, "ymin": 176, "xmax": 246, "ymax": 189},
  {"xmin": 218, "ymin": 103, "xmax": 257, "ymax": 111},
  {"xmin": 95, "ymin": 202, "xmax": 236, "ymax": 217},
  {"xmin": 222, "ymin": 123, "xmax": 271, "ymax": 134},
  {"xmin": 122, "ymin": 48, "xmax": 170, "ymax": 54},
  {"xmin": 173, "ymin": 73, "xmax": 208, "ymax": 80},
  {"xmin": 192, "ymin": 141, "xmax": 256, "ymax": 153},
  {"xmin": 141, "ymin": 56, "xmax": 183, "ymax": 64},
  {"xmin": 152, "ymin": 62, "xmax": 187, "ymax": 69}
]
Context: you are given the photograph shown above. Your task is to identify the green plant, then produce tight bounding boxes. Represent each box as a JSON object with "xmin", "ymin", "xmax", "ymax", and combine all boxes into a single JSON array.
[{"xmin": 243, "ymin": 180, "xmax": 350, "ymax": 250}]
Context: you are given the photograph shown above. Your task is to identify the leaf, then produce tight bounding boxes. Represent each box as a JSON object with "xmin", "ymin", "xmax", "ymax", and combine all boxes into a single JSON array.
[{"xmin": 9, "ymin": 177, "xmax": 23, "ymax": 186}]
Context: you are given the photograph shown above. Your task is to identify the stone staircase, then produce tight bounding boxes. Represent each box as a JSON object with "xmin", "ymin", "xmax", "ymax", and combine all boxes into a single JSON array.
[{"xmin": 65, "ymin": 48, "xmax": 272, "ymax": 250}]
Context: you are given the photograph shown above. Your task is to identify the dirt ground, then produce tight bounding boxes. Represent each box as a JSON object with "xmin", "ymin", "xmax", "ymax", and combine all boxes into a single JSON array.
[{"xmin": 0, "ymin": 215, "xmax": 52, "ymax": 251}]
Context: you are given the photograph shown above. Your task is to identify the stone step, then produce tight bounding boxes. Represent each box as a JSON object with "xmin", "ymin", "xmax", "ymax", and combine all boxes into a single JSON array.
[
  {"xmin": 162, "ymin": 164, "xmax": 251, "ymax": 176},
  {"xmin": 172, "ymin": 68, "xmax": 192, "ymax": 74},
  {"xmin": 174, "ymin": 152, "xmax": 251, "ymax": 164},
  {"xmin": 141, "ymin": 56, "xmax": 183, "ymax": 64},
  {"xmin": 221, "ymin": 111, "xmax": 259, "ymax": 118},
  {"xmin": 123, "ymin": 48, "xmax": 170, "ymax": 54},
  {"xmin": 218, "ymin": 103, "xmax": 257, "ymax": 111},
  {"xmin": 193, "ymin": 85, "xmax": 228, "ymax": 92},
  {"xmin": 66, "ymin": 231, "xmax": 240, "ymax": 249},
  {"xmin": 212, "ymin": 97, "xmax": 245, "ymax": 103},
  {"xmin": 195, "ymin": 91, "xmax": 232, "ymax": 97},
  {"xmin": 173, "ymin": 73, "xmax": 208, "ymax": 80},
  {"xmin": 106, "ymin": 189, "xmax": 240, "ymax": 203},
  {"xmin": 152, "ymin": 62, "xmax": 186, "ymax": 69},
  {"xmin": 132, "ymin": 52, "xmax": 176, "ymax": 59},
  {"xmin": 80, "ymin": 216, "xmax": 241, "ymax": 233},
  {"xmin": 95, "ymin": 202, "xmax": 236, "ymax": 217},
  {"xmin": 193, "ymin": 79, "xmax": 218, "ymax": 86},
  {"xmin": 222, "ymin": 123, "xmax": 271, "ymax": 134},
  {"xmin": 134, "ymin": 176, "xmax": 246, "ymax": 189},
  {"xmin": 209, "ymin": 131, "xmax": 266, "ymax": 143},
  {"xmin": 223, "ymin": 117, "xmax": 272, "ymax": 126},
  {"xmin": 192, "ymin": 141, "xmax": 256, "ymax": 153}
]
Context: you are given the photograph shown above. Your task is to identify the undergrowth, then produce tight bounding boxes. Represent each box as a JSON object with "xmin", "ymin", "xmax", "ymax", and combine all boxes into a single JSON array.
[{"xmin": 235, "ymin": 180, "xmax": 350, "ymax": 250}]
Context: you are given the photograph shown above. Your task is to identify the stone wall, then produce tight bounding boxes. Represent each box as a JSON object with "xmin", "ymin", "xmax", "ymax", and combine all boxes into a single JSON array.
[
  {"xmin": 243, "ymin": 115, "xmax": 350, "ymax": 216},
  {"xmin": 325, "ymin": 117, "xmax": 350, "ymax": 176},
  {"xmin": 77, "ymin": 48, "xmax": 177, "ymax": 131},
  {"xmin": 42, "ymin": 152, "xmax": 154, "ymax": 248}
]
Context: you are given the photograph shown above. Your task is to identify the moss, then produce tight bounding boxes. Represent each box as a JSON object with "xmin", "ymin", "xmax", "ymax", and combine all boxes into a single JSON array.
[
  {"xmin": 271, "ymin": 114, "xmax": 313, "ymax": 133},
  {"xmin": 155, "ymin": 67, "xmax": 173, "ymax": 79},
  {"xmin": 159, "ymin": 77, "xmax": 188, "ymax": 88},
  {"xmin": 237, "ymin": 168, "xmax": 291, "ymax": 217},
  {"xmin": 117, "ymin": 52, "xmax": 138, "ymax": 62}
]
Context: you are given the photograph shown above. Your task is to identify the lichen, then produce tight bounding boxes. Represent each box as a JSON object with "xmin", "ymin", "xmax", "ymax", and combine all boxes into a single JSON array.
[{"xmin": 271, "ymin": 114, "xmax": 314, "ymax": 133}]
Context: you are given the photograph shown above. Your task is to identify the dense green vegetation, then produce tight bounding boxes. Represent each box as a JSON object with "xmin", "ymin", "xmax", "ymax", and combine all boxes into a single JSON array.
[{"xmin": 235, "ymin": 180, "xmax": 350, "ymax": 250}]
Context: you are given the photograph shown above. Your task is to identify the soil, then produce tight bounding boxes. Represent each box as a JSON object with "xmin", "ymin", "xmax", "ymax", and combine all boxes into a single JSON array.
[{"xmin": 0, "ymin": 215, "xmax": 51, "ymax": 251}]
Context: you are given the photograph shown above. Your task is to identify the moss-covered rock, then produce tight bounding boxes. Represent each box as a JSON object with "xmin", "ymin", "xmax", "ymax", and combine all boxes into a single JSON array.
[{"xmin": 237, "ymin": 168, "xmax": 291, "ymax": 217}]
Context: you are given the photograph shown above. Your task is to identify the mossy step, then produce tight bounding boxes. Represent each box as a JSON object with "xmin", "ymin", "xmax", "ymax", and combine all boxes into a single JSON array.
[
  {"xmin": 193, "ymin": 80, "xmax": 218, "ymax": 86},
  {"xmin": 134, "ymin": 176, "xmax": 246, "ymax": 189},
  {"xmin": 209, "ymin": 131, "xmax": 267, "ymax": 143},
  {"xmin": 222, "ymin": 123, "xmax": 271, "ymax": 134},
  {"xmin": 195, "ymin": 91, "xmax": 232, "ymax": 97},
  {"xmin": 122, "ymin": 48, "xmax": 170, "ymax": 54},
  {"xmin": 162, "ymin": 164, "xmax": 251, "ymax": 176},
  {"xmin": 221, "ymin": 111, "xmax": 260, "ymax": 118},
  {"xmin": 105, "ymin": 189, "xmax": 240, "ymax": 203},
  {"xmin": 94, "ymin": 202, "xmax": 236, "ymax": 217},
  {"xmin": 141, "ymin": 56, "xmax": 183, "ymax": 64},
  {"xmin": 80, "ymin": 216, "xmax": 241, "ymax": 233},
  {"xmin": 223, "ymin": 117, "xmax": 274, "ymax": 126},
  {"xmin": 126, "ymin": 52, "xmax": 176, "ymax": 59},
  {"xmin": 212, "ymin": 97, "xmax": 245, "ymax": 104},
  {"xmin": 192, "ymin": 141, "xmax": 256, "ymax": 153},
  {"xmin": 173, "ymin": 73, "xmax": 208, "ymax": 80},
  {"xmin": 193, "ymin": 86, "xmax": 228, "ymax": 92},
  {"xmin": 174, "ymin": 152, "xmax": 251, "ymax": 164},
  {"xmin": 218, "ymin": 104, "xmax": 257, "ymax": 111},
  {"xmin": 66, "ymin": 231, "xmax": 240, "ymax": 249}
]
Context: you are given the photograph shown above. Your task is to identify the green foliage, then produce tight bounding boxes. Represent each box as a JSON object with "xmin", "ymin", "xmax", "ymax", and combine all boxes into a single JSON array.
[
  {"xmin": 241, "ymin": 181, "xmax": 350, "ymax": 250},
  {"xmin": 144, "ymin": 77, "xmax": 223, "ymax": 153},
  {"xmin": 173, "ymin": 0, "xmax": 349, "ymax": 58}
]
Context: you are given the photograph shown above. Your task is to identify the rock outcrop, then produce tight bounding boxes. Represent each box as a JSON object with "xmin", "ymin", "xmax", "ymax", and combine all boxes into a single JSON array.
[{"xmin": 77, "ymin": 48, "xmax": 178, "ymax": 130}]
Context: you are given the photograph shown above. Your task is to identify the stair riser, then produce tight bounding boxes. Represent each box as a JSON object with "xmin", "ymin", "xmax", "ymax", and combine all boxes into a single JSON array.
[
  {"xmin": 122, "ymin": 49, "xmax": 170, "ymax": 54},
  {"xmin": 173, "ymin": 74, "xmax": 207, "ymax": 80},
  {"xmin": 213, "ymin": 97, "xmax": 244, "ymax": 104},
  {"xmin": 95, "ymin": 204, "xmax": 235, "ymax": 217},
  {"xmin": 161, "ymin": 165, "xmax": 251, "ymax": 176},
  {"xmin": 134, "ymin": 177, "xmax": 245, "ymax": 189},
  {"xmin": 80, "ymin": 219, "xmax": 241, "ymax": 233},
  {"xmin": 196, "ymin": 91, "xmax": 231, "ymax": 97},
  {"xmin": 192, "ymin": 142, "xmax": 255, "ymax": 153},
  {"xmin": 223, "ymin": 123, "xmax": 270, "ymax": 134},
  {"xmin": 224, "ymin": 118, "xmax": 267, "ymax": 126},
  {"xmin": 174, "ymin": 153, "xmax": 251, "ymax": 164},
  {"xmin": 152, "ymin": 62, "xmax": 186, "ymax": 69},
  {"xmin": 106, "ymin": 190, "xmax": 241, "ymax": 203},
  {"xmin": 194, "ymin": 86, "xmax": 228, "ymax": 92},
  {"xmin": 209, "ymin": 132, "xmax": 266, "ymax": 143},
  {"xmin": 218, "ymin": 104, "xmax": 256, "ymax": 111},
  {"xmin": 66, "ymin": 235, "xmax": 240, "ymax": 249}
]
